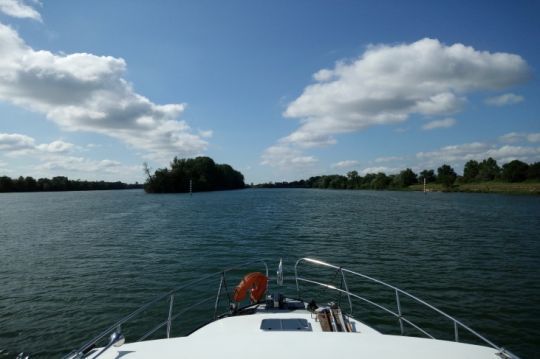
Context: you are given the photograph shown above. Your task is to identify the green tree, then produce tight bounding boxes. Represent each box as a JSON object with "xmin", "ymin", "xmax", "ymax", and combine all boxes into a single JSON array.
[
  {"xmin": 527, "ymin": 162, "xmax": 540, "ymax": 181},
  {"xmin": 347, "ymin": 170, "xmax": 360, "ymax": 189},
  {"xmin": 328, "ymin": 175, "xmax": 347, "ymax": 189},
  {"xmin": 463, "ymin": 160, "xmax": 479, "ymax": 182},
  {"xmin": 15, "ymin": 176, "xmax": 27, "ymax": 191},
  {"xmin": 24, "ymin": 176, "xmax": 37, "ymax": 191},
  {"xmin": 502, "ymin": 160, "xmax": 529, "ymax": 182},
  {"xmin": 477, "ymin": 157, "xmax": 500, "ymax": 181},
  {"xmin": 371, "ymin": 173, "xmax": 390, "ymax": 190},
  {"xmin": 437, "ymin": 164, "xmax": 457, "ymax": 188},
  {"xmin": 0, "ymin": 176, "xmax": 13, "ymax": 192},
  {"xmin": 418, "ymin": 169, "xmax": 436, "ymax": 183},
  {"xmin": 51, "ymin": 176, "xmax": 69, "ymax": 191},
  {"xmin": 396, "ymin": 168, "xmax": 417, "ymax": 187}
]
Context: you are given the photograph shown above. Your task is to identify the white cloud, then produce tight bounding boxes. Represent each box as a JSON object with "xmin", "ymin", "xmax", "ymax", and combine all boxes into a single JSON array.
[
  {"xmin": 281, "ymin": 38, "xmax": 529, "ymax": 148},
  {"xmin": 417, "ymin": 142, "xmax": 489, "ymax": 162},
  {"xmin": 499, "ymin": 132, "xmax": 522, "ymax": 143},
  {"xmin": 0, "ymin": 132, "xmax": 140, "ymax": 180},
  {"xmin": 485, "ymin": 93, "xmax": 524, "ymax": 107},
  {"xmin": 484, "ymin": 145, "xmax": 540, "ymax": 160},
  {"xmin": 86, "ymin": 143, "xmax": 102, "ymax": 149},
  {"xmin": 422, "ymin": 117, "xmax": 456, "ymax": 130},
  {"xmin": 0, "ymin": 23, "xmax": 208, "ymax": 163},
  {"xmin": 528, "ymin": 133, "xmax": 540, "ymax": 143},
  {"xmin": 0, "ymin": 159, "xmax": 12, "ymax": 174},
  {"xmin": 359, "ymin": 166, "xmax": 399, "ymax": 176},
  {"xmin": 36, "ymin": 140, "xmax": 74, "ymax": 153},
  {"xmin": 198, "ymin": 129, "xmax": 213, "ymax": 138},
  {"xmin": 261, "ymin": 144, "xmax": 317, "ymax": 168},
  {"xmin": 36, "ymin": 156, "xmax": 135, "ymax": 174},
  {"xmin": 331, "ymin": 160, "xmax": 359, "ymax": 169},
  {"xmin": 0, "ymin": 132, "xmax": 74, "ymax": 156},
  {"xmin": 416, "ymin": 142, "xmax": 540, "ymax": 167},
  {"xmin": 0, "ymin": 132, "xmax": 35, "ymax": 152},
  {"xmin": 374, "ymin": 156, "xmax": 403, "ymax": 163},
  {"xmin": 499, "ymin": 132, "xmax": 540, "ymax": 143},
  {"xmin": 0, "ymin": 0, "xmax": 41, "ymax": 21}
]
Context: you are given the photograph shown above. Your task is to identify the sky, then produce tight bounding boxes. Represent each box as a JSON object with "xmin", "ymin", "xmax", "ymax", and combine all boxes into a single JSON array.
[{"xmin": 0, "ymin": 0, "xmax": 538, "ymax": 184}]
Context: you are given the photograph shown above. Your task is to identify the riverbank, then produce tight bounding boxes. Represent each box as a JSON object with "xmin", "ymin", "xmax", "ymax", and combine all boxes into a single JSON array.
[{"xmin": 409, "ymin": 181, "xmax": 540, "ymax": 195}]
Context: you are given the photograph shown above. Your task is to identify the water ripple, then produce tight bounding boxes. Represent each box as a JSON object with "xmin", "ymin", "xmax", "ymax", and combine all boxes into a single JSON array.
[{"xmin": 0, "ymin": 189, "xmax": 538, "ymax": 358}]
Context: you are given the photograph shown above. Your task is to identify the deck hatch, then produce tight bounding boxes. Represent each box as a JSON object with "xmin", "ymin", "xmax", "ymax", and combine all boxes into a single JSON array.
[{"xmin": 260, "ymin": 318, "xmax": 312, "ymax": 331}]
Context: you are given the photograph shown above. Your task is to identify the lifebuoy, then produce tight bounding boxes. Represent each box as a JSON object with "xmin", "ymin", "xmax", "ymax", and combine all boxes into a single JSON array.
[{"xmin": 233, "ymin": 272, "xmax": 268, "ymax": 303}]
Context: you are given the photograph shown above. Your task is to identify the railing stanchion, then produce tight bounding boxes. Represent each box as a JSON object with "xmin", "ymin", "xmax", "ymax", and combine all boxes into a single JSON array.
[
  {"xmin": 294, "ymin": 260, "xmax": 300, "ymax": 298},
  {"xmin": 454, "ymin": 321, "xmax": 459, "ymax": 342},
  {"xmin": 340, "ymin": 268, "xmax": 353, "ymax": 315},
  {"xmin": 395, "ymin": 289, "xmax": 404, "ymax": 335},
  {"xmin": 166, "ymin": 295, "xmax": 174, "ymax": 339},
  {"xmin": 214, "ymin": 273, "xmax": 224, "ymax": 319}
]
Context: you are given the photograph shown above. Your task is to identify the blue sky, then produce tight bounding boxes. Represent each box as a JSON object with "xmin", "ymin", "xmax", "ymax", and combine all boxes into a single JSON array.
[{"xmin": 0, "ymin": 0, "xmax": 538, "ymax": 183}]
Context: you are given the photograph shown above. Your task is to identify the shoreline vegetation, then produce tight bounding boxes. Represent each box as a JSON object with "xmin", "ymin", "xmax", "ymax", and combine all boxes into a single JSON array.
[
  {"xmin": 0, "ymin": 175, "xmax": 142, "ymax": 193},
  {"xmin": 254, "ymin": 158, "xmax": 540, "ymax": 195},
  {"xmin": 2, "ymin": 157, "xmax": 539, "ymax": 195}
]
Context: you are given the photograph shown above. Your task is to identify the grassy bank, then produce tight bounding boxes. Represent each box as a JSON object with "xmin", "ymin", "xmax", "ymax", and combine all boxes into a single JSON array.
[{"xmin": 409, "ymin": 181, "xmax": 540, "ymax": 195}]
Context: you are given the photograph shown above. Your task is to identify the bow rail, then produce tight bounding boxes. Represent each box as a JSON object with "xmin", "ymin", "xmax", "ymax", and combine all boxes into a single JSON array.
[
  {"xmin": 64, "ymin": 259, "xmax": 269, "ymax": 359},
  {"xmin": 294, "ymin": 257, "xmax": 518, "ymax": 359},
  {"xmin": 62, "ymin": 257, "xmax": 518, "ymax": 359}
]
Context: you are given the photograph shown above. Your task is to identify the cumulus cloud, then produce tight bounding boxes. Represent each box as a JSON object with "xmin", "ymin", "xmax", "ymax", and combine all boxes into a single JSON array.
[
  {"xmin": 417, "ymin": 142, "xmax": 540, "ymax": 166},
  {"xmin": 282, "ymin": 38, "xmax": 529, "ymax": 148},
  {"xmin": 36, "ymin": 156, "xmax": 135, "ymax": 174},
  {"xmin": 0, "ymin": 23, "xmax": 208, "ymax": 163},
  {"xmin": 485, "ymin": 93, "xmax": 524, "ymax": 107},
  {"xmin": 36, "ymin": 140, "xmax": 74, "ymax": 153},
  {"xmin": 0, "ymin": 0, "xmax": 41, "ymax": 21},
  {"xmin": 331, "ymin": 160, "xmax": 359, "ymax": 169},
  {"xmin": 261, "ymin": 144, "xmax": 317, "ymax": 168},
  {"xmin": 0, "ymin": 132, "xmax": 139, "ymax": 180},
  {"xmin": 0, "ymin": 132, "xmax": 75, "ymax": 156},
  {"xmin": 0, "ymin": 132, "xmax": 35, "ymax": 153},
  {"xmin": 499, "ymin": 132, "xmax": 540, "ymax": 144},
  {"xmin": 359, "ymin": 166, "xmax": 400, "ymax": 176},
  {"xmin": 262, "ymin": 38, "xmax": 529, "ymax": 169},
  {"xmin": 422, "ymin": 117, "xmax": 456, "ymax": 130}
]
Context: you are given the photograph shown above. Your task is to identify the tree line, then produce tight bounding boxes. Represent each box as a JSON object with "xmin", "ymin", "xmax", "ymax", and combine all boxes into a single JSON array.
[
  {"xmin": 0, "ymin": 175, "xmax": 142, "ymax": 193},
  {"xmin": 144, "ymin": 156, "xmax": 245, "ymax": 193},
  {"xmin": 255, "ymin": 158, "xmax": 540, "ymax": 190}
]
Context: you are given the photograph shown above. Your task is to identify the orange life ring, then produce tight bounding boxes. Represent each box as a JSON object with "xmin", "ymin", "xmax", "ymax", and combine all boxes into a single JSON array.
[{"xmin": 233, "ymin": 272, "xmax": 268, "ymax": 303}]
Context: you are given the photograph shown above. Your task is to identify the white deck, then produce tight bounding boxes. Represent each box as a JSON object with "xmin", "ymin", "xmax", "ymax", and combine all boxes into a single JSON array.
[{"xmin": 88, "ymin": 308, "xmax": 501, "ymax": 359}]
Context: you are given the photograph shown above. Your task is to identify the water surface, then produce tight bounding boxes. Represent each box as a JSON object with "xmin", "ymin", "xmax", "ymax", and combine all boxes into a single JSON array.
[{"xmin": 0, "ymin": 189, "xmax": 538, "ymax": 357}]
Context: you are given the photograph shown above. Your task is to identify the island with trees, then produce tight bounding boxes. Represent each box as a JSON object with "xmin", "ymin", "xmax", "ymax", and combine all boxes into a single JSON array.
[
  {"xmin": 143, "ymin": 156, "xmax": 245, "ymax": 193},
  {"xmin": 255, "ymin": 158, "xmax": 540, "ymax": 195}
]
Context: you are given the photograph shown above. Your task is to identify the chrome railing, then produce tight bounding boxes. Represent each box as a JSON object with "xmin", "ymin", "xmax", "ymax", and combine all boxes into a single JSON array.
[
  {"xmin": 64, "ymin": 259, "xmax": 268, "ymax": 359},
  {"xmin": 63, "ymin": 257, "xmax": 518, "ymax": 359},
  {"xmin": 294, "ymin": 257, "xmax": 519, "ymax": 359}
]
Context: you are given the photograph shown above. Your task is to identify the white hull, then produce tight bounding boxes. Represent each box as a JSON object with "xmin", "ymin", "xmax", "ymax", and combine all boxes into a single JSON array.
[{"xmin": 88, "ymin": 305, "xmax": 499, "ymax": 359}]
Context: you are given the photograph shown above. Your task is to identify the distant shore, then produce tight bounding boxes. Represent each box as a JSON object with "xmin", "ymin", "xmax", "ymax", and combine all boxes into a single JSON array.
[
  {"xmin": 0, "ymin": 175, "xmax": 142, "ymax": 193},
  {"xmin": 253, "ymin": 181, "xmax": 540, "ymax": 195},
  {"xmin": 409, "ymin": 181, "xmax": 540, "ymax": 195}
]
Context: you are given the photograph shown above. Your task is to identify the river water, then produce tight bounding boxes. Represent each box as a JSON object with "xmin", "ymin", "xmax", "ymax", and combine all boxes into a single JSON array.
[{"xmin": 0, "ymin": 189, "xmax": 539, "ymax": 358}]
